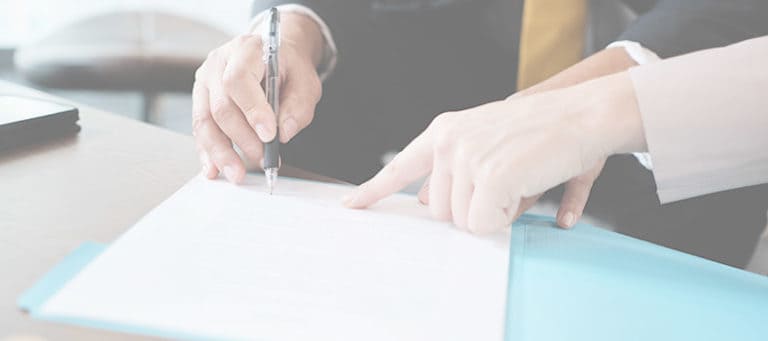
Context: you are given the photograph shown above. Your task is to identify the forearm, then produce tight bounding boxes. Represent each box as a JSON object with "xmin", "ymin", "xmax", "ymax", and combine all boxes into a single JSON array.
[
  {"xmin": 582, "ymin": 72, "xmax": 647, "ymax": 156},
  {"xmin": 515, "ymin": 47, "xmax": 637, "ymax": 97}
]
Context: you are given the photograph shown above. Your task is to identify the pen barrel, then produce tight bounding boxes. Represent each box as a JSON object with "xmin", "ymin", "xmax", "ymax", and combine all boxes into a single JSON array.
[
  {"xmin": 264, "ymin": 61, "xmax": 280, "ymax": 170},
  {"xmin": 263, "ymin": 139, "xmax": 280, "ymax": 169},
  {"xmin": 263, "ymin": 8, "xmax": 280, "ymax": 171}
]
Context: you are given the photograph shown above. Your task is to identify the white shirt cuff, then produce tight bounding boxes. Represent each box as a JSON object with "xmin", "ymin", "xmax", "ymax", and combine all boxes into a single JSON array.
[
  {"xmin": 607, "ymin": 40, "xmax": 661, "ymax": 170},
  {"xmin": 249, "ymin": 4, "xmax": 338, "ymax": 81}
]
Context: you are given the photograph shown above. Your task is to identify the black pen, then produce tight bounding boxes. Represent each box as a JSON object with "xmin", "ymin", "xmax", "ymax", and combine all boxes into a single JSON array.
[{"xmin": 263, "ymin": 8, "xmax": 280, "ymax": 194}]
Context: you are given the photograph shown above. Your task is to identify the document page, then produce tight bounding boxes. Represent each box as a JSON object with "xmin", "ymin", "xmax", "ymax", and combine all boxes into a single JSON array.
[{"xmin": 39, "ymin": 175, "xmax": 510, "ymax": 340}]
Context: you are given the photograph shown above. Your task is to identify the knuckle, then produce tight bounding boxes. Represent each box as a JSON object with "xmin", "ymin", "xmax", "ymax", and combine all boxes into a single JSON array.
[
  {"xmin": 382, "ymin": 159, "xmax": 406, "ymax": 185},
  {"xmin": 569, "ymin": 175, "xmax": 593, "ymax": 188},
  {"xmin": 208, "ymin": 148, "xmax": 231, "ymax": 164},
  {"xmin": 191, "ymin": 114, "xmax": 213, "ymax": 138},
  {"xmin": 194, "ymin": 65, "xmax": 206, "ymax": 81},
  {"xmin": 192, "ymin": 80, "xmax": 203, "ymax": 92},
  {"xmin": 453, "ymin": 139, "xmax": 472, "ymax": 162},
  {"xmin": 206, "ymin": 48, "xmax": 220, "ymax": 60},
  {"xmin": 210, "ymin": 97, "xmax": 233, "ymax": 120},
  {"xmin": 308, "ymin": 75, "xmax": 323, "ymax": 101},
  {"xmin": 243, "ymin": 107, "xmax": 269, "ymax": 129},
  {"xmin": 429, "ymin": 112, "xmax": 453, "ymax": 130},
  {"xmin": 477, "ymin": 163, "xmax": 504, "ymax": 183},
  {"xmin": 234, "ymin": 34, "xmax": 251, "ymax": 45},
  {"xmin": 467, "ymin": 215, "xmax": 490, "ymax": 234},
  {"xmin": 241, "ymin": 103, "xmax": 262, "ymax": 120},
  {"xmin": 287, "ymin": 107, "xmax": 315, "ymax": 129},
  {"xmin": 433, "ymin": 129, "xmax": 454, "ymax": 155},
  {"xmin": 283, "ymin": 94, "xmax": 304, "ymax": 108},
  {"xmin": 282, "ymin": 95, "xmax": 315, "ymax": 124},
  {"xmin": 242, "ymin": 34, "xmax": 263, "ymax": 50},
  {"xmin": 209, "ymin": 142, "xmax": 235, "ymax": 159},
  {"xmin": 428, "ymin": 112, "xmax": 459, "ymax": 139},
  {"xmin": 384, "ymin": 158, "xmax": 401, "ymax": 177},
  {"xmin": 467, "ymin": 221, "xmax": 484, "ymax": 234},
  {"xmin": 221, "ymin": 67, "xmax": 244, "ymax": 90}
]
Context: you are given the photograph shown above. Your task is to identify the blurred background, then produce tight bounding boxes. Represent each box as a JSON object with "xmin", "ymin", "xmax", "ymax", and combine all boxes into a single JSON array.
[{"xmin": 0, "ymin": 0, "xmax": 249, "ymax": 133}]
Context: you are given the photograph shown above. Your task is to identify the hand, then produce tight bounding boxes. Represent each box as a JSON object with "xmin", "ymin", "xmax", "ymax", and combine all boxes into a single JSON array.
[
  {"xmin": 418, "ymin": 47, "xmax": 637, "ymax": 228},
  {"xmin": 192, "ymin": 13, "xmax": 324, "ymax": 184},
  {"xmin": 344, "ymin": 73, "xmax": 646, "ymax": 233},
  {"xmin": 416, "ymin": 133, "xmax": 606, "ymax": 230}
]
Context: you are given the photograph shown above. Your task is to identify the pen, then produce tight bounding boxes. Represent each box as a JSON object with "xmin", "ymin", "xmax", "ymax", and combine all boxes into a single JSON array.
[{"xmin": 263, "ymin": 8, "xmax": 280, "ymax": 194}]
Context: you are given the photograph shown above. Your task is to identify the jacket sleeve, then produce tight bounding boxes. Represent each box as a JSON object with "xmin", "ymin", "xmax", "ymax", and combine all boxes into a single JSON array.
[
  {"xmin": 251, "ymin": 0, "xmax": 369, "ymax": 49},
  {"xmin": 629, "ymin": 36, "xmax": 768, "ymax": 203},
  {"xmin": 619, "ymin": 0, "xmax": 768, "ymax": 58}
]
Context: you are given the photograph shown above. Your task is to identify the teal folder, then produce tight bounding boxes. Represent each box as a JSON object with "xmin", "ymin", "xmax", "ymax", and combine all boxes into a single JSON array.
[
  {"xmin": 506, "ymin": 215, "xmax": 768, "ymax": 340},
  {"xmin": 19, "ymin": 214, "xmax": 768, "ymax": 340}
]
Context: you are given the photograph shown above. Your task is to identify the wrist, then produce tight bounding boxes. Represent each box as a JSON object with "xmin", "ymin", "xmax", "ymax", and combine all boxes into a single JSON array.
[
  {"xmin": 577, "ymin": 72, "xmax": 648, "ymax": 159},
  {"xmin": 279, "ymin": 13, "xmax": 325, "ymax": 67}
]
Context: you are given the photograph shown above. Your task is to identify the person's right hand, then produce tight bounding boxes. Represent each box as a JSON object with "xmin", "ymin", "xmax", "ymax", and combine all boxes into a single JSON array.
[
  {"xmin": 192, "ymin": 13, "xmax": 325, "ymax": 184},
  {"xmin": 416, "ymin": 47, "xmax": 638, "ymax": 228}
]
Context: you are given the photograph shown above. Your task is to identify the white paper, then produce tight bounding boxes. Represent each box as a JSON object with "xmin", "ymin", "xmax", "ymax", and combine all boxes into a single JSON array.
[{"xmin": 40, "ymin": 175, "xmax": 510, "ymax": 340}]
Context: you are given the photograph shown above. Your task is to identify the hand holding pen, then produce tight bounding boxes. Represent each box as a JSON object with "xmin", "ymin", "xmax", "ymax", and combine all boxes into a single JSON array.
[{"xmin": 192, "ymin": 8, "xmax": 324, "ymax": 185}]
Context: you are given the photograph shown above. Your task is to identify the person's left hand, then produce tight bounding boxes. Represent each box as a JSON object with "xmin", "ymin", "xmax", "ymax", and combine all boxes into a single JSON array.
[{"xmin": 343, "ymin": 73, "xmax": 644, "ymax": 233}]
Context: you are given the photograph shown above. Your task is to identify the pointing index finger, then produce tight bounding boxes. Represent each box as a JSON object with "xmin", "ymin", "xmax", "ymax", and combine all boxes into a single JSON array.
[
  {"xmin": 221, "ymin": 35, "xmax": 276, "ymax": 142},
  {"xmin": 345, "ymin": 131, "xmax": 435, "ymax": 208}
]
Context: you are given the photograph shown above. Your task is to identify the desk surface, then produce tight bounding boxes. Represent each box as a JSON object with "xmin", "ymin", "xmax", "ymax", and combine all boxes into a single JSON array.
[{"xmin": 0, "ymin": 81, "xmax": 333, "ymax": 340}]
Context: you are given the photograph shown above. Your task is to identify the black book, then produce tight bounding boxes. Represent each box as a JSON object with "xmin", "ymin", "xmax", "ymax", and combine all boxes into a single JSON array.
[{"xmin": 0, "ymin": 95, "xmax": 80, "ymax": 150}]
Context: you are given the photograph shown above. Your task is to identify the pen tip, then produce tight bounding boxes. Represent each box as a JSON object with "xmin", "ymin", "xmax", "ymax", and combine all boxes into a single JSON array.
[{"xmin": 265, "ymin": 167, "xmax": 278, "ymax": 195}]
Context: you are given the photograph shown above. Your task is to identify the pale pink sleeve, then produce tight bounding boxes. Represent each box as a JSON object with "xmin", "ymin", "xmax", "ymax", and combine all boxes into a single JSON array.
[{"xmin": 629, "ymin": 36, "xmax": 768, "ymax": 203}]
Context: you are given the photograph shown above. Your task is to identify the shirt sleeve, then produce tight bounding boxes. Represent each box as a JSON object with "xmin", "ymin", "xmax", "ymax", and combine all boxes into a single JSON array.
[
  {"xmin": 606, "ymin": 40, "xmax": 661, "ymax": 170},
  {"xmin": 249, "ymin": 4, "xmax": 338, "ymax": 81}
]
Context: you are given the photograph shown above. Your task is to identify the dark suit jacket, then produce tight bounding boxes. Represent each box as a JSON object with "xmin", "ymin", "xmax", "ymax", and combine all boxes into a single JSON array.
[
  {"xmin": 253, "ymin": 0, "xmax": 768, "ymax": 60},
  {"xmin": 247, "ymin": 0, "xmax": 768, "ymax": 183}
]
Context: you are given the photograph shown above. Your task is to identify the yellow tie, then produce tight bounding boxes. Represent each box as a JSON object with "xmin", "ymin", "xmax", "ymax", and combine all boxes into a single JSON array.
[{"xmin": 516, "ymin": 0, "xmax": 588, "ymax": 90}]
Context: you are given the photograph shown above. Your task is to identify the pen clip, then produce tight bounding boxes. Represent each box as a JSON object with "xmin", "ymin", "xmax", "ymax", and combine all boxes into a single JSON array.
[{"xmin": 262, "ymin": 8, "xmax": 280, "ymax": 64}]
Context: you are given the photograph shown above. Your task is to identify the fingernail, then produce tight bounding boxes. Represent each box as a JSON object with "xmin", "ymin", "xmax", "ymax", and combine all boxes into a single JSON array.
[
  {"xmin": 222, "ymin": 166, "xmax": 237, "ymax": 183},
  {"xmin": 255, "ymin": 124, "xmax": 274, "ymax": 142},
  {"xmin": 281, "ymin": 117, "xmax": 298, "ymax": 142},
  {"xmin": 561, "ymin": 212, "xmax": 576, "ymax": 228}
]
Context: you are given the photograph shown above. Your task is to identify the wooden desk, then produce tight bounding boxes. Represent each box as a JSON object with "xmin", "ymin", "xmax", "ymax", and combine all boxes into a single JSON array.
[{"xmin": 0, "ymin": 81, "xmax": 333, "ymax": 340}]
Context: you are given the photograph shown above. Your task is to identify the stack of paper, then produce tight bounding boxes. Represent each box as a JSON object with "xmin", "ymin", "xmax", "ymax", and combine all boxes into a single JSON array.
[{"xmin": 23, "ymin": 175, "xmax": 511, "ymax": 340}]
